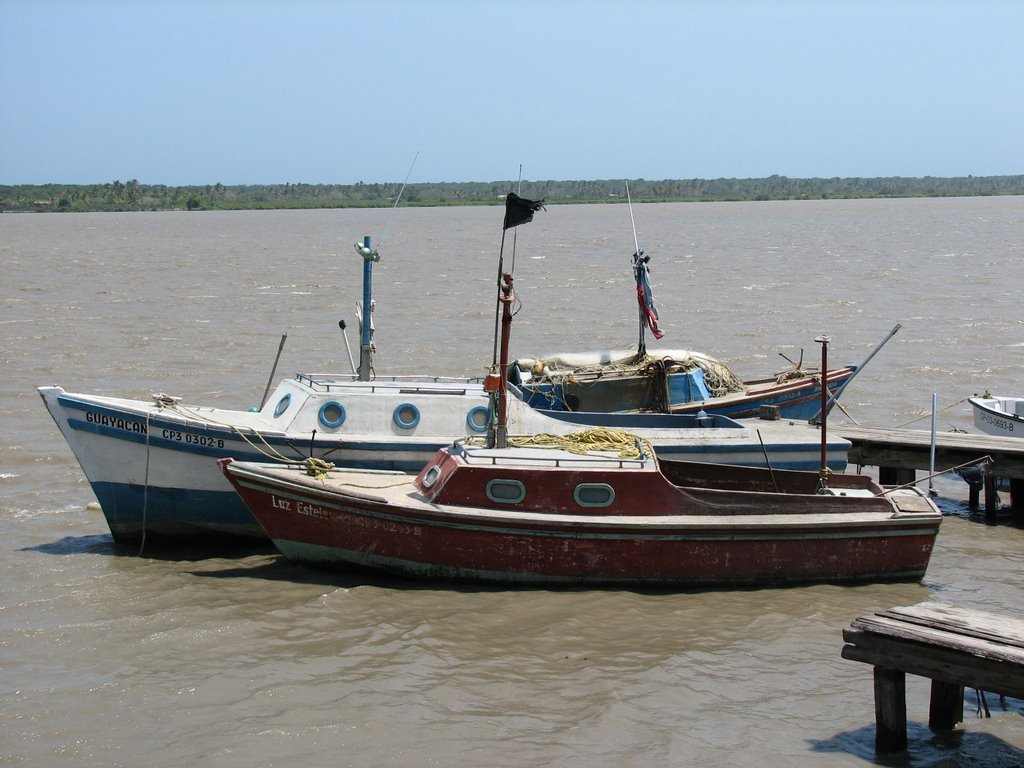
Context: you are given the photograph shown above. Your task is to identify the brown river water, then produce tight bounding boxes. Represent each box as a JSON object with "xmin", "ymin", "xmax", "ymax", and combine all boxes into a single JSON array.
[{"xmin": 2, "ymin": 197, "xmax": 1024, "ymax": 766}]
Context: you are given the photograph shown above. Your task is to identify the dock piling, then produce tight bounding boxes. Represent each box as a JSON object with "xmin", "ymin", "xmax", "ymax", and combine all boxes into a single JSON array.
[{"xmin": 843, "ymin": 602, "xmax": 1024, "ymax": 754}]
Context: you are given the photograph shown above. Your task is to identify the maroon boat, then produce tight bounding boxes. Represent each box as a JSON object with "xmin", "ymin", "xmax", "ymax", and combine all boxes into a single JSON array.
[
  {"xmin": 219, "ymin": 195, "xmax": 940, "ymax": 588},
  {"xmin": 219, "ymin": 431, "xmax": 941, "ymax": 588}
]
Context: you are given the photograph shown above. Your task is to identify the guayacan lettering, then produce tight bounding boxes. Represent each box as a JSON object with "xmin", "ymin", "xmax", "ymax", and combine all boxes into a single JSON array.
[{"xmin": 86, "ymin": 411, "xmax": 147, "ymax": 434}]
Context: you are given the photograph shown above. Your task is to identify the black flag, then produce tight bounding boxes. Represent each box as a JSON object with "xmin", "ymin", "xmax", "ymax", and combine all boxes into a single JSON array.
[{"xmin": 503, "ymin": 192, "xmax": 546, "ymax": 230}]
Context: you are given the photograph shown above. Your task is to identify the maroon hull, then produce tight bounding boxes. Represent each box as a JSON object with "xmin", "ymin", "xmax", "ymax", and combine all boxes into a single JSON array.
[{"xmin": 222, "ymin": 447, "xmax": 941, "ymax": 588}]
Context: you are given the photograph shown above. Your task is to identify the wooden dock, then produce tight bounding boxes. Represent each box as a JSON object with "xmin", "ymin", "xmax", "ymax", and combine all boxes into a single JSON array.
[
  {"xmin": 842, "ymin": 602, "xmax": 1024, "ymax": 753},
  {"xmin": 835, "ymin": 426, "xmax": 1024, "ymax": 514}
]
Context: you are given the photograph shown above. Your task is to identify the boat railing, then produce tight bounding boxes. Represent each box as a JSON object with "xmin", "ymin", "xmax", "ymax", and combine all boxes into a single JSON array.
[
  {"xmin": 467, "ymin": 453, "xmax": 647, "ymax": 470},
  {"xmin": 451, "ymin": 441, "xmax": 648, "ymax": 470},
  {"xmin": 295, "ymin": 372, "xmax": 485, "ymax": 395}
]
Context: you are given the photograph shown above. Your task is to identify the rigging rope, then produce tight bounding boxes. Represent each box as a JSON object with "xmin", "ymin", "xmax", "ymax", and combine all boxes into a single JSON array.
[{"xmin": 893, "ymin": 397, "xmax": 971, "ymax": 429}]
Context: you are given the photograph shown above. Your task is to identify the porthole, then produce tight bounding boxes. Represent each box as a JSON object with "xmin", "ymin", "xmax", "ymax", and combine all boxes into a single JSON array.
[
  {"xmin": 273, "ymin": 393, "xmax": 292, "ymax": 418},
  {"xmin": 466, "ymin": 405, "xmax": 490, "ymax": 433},
  {"xmin": 486, "ymin": 479, "xmax": 526, "ymax": 504},
  {"xmin": 421, "ymin": 464, "xmax": 442, "ymax": 489},
  {"xmin": 318, "ymin": 400, "xmax": 346, "ymax": 429},
  {"xmin": 393, "ymin": 402, "xmax": 421, "ymax": 429},
  {"xmin": 574, "ymin": 483, "xmax": 615, "ymax": 508}
]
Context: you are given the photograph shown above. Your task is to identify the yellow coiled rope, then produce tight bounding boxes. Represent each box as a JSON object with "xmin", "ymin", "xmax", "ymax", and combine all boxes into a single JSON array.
[
  {"xmin": 303, "ymin": 456, "xmax": 335, "ymax": 480},
  {"xmin": 505, "ymin": 428, "xmax": 649, "ymax": 459}
]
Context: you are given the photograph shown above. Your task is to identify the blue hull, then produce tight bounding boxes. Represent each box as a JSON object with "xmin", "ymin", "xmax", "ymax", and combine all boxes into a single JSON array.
[
  {"xmin": 517, "ymin": 368, "xmax": 856, "ymax": 420},
  {"xmin": 91, "ymin": 481, "xmax": 263, "ymax": 543}
]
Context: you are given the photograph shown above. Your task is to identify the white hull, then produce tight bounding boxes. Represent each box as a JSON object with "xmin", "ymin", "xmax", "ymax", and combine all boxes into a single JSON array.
[
  {"xmin": 970, "ymin": 395, "xmax": 1024, "ymax": 438},
  {"xmin": 40, "ymin": 374, "xmax": 850, "ymax": 543}
]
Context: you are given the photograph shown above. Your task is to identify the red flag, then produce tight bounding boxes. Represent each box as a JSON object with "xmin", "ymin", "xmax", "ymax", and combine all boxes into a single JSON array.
[{"xmin": 633, "ymin": 250, "xmax": 664, "ymax": 339}]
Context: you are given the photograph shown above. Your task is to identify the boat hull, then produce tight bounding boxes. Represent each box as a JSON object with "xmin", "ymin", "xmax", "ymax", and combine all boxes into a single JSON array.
[
  {"xmin": 38, "ymin": 383, "xmax": 472, "ymax": 543},
  {"xmin": 40, "ymin": 380, "xmax": 851, "ymax": 544},
  {"xmin": 515, "ymin": 365, "xmax": 856, "ymax": 420},
  {"xmin": 667, "ymin": 368, "xmax": 856, "ymax": 419},
  {"xmin": 224, "ymin": 460, "xmax": 940, "ymax": 588},
  {"xmin": 970, "ymin": 396, "xmax": 1024, "ymax": 438}
]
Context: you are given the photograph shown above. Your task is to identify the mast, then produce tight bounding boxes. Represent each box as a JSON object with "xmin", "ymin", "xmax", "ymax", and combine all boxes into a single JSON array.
[
  {"xmin": 493, "ymin": 272, "xmax": 516, "ymax": 449},
  {"xmin": 815, "ymin": 334, "xmax": 830, "ymax": 489},
  {"xmin": 354, "ymin": 235, "xmax": 379, "ymax": 381},
  {"xmin": 488, "ymin": 190, "xmax": 546, "ymax": 449},
  {"xmin": 626, "ymin": 181, "xmax": 646, "ymax": 357}
]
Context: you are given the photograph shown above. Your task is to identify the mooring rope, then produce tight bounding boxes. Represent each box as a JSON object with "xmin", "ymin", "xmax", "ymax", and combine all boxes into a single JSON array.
[
  {"xmin": 893, "ymin": 396, "xmax": 971, "ymax": 429},
  {"xmin": 136, "ymin": 409, "xmax": 154, "ymax": 557},
  {"xmin": 302, "ymin": 456, "xmax": 335, "ymax": 480},
  {"xmin": 156, "ymin": 397, "xmax": 305, "ymax": 465}
]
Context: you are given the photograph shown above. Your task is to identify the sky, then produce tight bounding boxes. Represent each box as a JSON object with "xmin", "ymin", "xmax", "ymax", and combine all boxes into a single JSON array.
[{"xmin": 2, "ymin": 0, "xmax": 1022, "ymax": 186}]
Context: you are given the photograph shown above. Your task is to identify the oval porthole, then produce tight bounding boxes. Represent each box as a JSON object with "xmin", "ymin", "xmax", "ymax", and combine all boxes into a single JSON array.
[
  {"xmin": 574, "ymin": 483, "xmax": 615, "ymax": 508},
  {"xmin": 318, "ymin": 400, "xmax": 346, "ymax": 429},
  {"xmin": 273, "ymin": 393, "xmax": 292, "ymax": 418},
  {"xmin": 466, "ymin": 405, "xmax": 490, "ymax": 433},
  {"xmin": 393, "ymin": 402, "xmax": 421, "ymax": 430},
  {"xmin": 486, "ymin": 478, "xmax": 526, "ymax": 504},
  {"xmin": 421, "ymin": 464, "xmax": 442, "ymax": 489}
]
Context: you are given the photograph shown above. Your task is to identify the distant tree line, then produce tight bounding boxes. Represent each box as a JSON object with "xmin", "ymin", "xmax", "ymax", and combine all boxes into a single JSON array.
[{"xmin": 2, "ymin": 174, "xmax": 1022, "ymax": 213}]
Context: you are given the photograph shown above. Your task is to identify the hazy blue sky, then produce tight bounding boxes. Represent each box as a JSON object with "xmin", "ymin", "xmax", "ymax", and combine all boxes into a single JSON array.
[{"xmin": 3, "ymin": 0, "xmax": 1022, "ymax": 185}]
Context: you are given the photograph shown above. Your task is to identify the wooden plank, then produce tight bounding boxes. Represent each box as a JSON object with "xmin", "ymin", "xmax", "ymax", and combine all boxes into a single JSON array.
[
  {"xmin": 838, "ymin": 427, "xmax": 1024, "ymax": 453},
  {"xmin": 845, "ymin": 618, "xmax": 1024, "ymax": 665},
  {"xmin": 842, "ymin": 635, "xmax": 1024, "ymax": 699},
  {"xmin": 878, "ymin": 603, "xmax": 1024, "ymax": 648}
]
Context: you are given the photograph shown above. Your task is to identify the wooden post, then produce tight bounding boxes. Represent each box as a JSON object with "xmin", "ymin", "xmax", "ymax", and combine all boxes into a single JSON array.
[
  {"xmin": 929, "ymin": 681, "xmax": 964, "ymax": 730},
  {"xmin": 985, "ymin": 472, "xmax": 998, "ymax": 517},
  {"xmin": 968, "ymin": 482, "xmax": 981, "ymax": 510},
  {"xmin": 874, "ymin": 666, "xmax": 907, "ymax": 753},
  {"xmin": 1011, "ymin": 479, "xmax": 1024, "ymax": 515}
]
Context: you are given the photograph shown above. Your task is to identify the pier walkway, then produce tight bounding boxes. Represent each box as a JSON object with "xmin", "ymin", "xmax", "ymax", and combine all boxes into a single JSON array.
[{"xmin": 835, "ymin": 426, "xmax": 1024, "ymax": 514}]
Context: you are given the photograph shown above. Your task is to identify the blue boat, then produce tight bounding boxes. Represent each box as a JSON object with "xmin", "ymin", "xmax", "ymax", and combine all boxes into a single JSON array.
[{"xmin": 509, "ymin": 348, "xmax": 858, "ymax": 420}]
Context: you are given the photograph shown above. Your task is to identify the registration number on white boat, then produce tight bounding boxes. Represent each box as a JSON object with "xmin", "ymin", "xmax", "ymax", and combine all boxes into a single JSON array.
[
  {"xmin": 979, "ymin": 412, "xmax": 1015, "ymax": 433},
  {"xmin": 160, "ymin": 428, "xmax": 226, "ymax": 448}
]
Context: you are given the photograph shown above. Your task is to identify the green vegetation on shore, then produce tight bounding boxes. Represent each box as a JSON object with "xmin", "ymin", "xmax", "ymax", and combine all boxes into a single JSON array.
[{"xmin": 2, "ymin": 175, "xmax": 1022, "ymax": 213}]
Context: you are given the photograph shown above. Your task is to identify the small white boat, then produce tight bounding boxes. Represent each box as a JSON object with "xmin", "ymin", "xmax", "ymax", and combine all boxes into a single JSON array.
[{"xmin": 969, "ymin": 394, "xmax": 1024, "ymax": 437}]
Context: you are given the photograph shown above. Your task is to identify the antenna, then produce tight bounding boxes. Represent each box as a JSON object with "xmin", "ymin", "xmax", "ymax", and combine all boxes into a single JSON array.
[{"xmin": 626, "ymin": 180, "xmax": 641, "ymax": 256}]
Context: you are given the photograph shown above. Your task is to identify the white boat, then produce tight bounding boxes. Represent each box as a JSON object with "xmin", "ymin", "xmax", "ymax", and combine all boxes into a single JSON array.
[
  {"xmin": 39, "ymin": 208, "xmax": 847, "ymax": 546},
  {"xmin": 969, "ymin": 394, "xmax": 1024, "ymax": 437},
  {"xmin": 39, "ymin": 376, "xmax": 849, "ymax": 544}
]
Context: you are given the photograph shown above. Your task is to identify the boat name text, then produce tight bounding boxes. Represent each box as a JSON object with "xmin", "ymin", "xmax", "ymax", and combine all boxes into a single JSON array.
[
  {"xmin": 85, "ymin": 411, "xmax": 148, "ymax": 435},
  {"xmin": 273, "ymin": 495, "xmax": 329, "ymax": 520}
]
